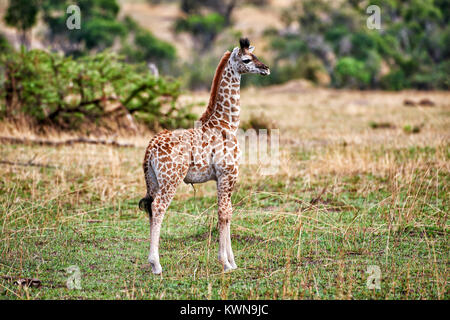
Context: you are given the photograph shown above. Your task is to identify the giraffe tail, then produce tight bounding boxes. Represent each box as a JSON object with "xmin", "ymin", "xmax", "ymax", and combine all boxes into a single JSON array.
[{"xmin": 139, "ymin": 196, "xmax": 153, "ymax": 216}]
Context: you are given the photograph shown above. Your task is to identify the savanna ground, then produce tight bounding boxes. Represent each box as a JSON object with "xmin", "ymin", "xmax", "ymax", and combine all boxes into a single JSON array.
[{"xmin": 0, "ymin": 86, "xmax": 448, "ymax": 299}]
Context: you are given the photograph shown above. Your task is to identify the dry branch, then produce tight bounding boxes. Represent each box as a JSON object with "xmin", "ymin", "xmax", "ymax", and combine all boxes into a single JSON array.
[
  {"xmin": 0, "ymin": 136, "xmax": 136, "ymax": 148},
  {"xmin": 0, "ymin": 160, "xmax": 57, "ymax": 169}
]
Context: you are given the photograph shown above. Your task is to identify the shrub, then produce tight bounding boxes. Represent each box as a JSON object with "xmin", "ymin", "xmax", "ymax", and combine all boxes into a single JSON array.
[
  {"xmin": 120, "ymin": 16, "xmax": 176, "ymax": 70},
  {"xmin": 333, "ymin": 57, "xmax": 371, "ymax": 88},
  {"xmin": 0, "ymin": 49, "xmax": 195, "ymax": 131},
  {"xmin": 240, "ymin": 113, "xmax": 276, "ymax": 131},
  {"xmin": 380, "ymin": 69, "xmax": 409, "ymax": 91},
  {"xmin": 369, "ymin": 121, "xmax": 395, "ymax": 129},
  {"xmin": 0, "ymin": 33, "xmax": 12, "ymax": 54},
  {"xmin": 403, "ymin": 124, "xmax": 421, "ymax": 134}
]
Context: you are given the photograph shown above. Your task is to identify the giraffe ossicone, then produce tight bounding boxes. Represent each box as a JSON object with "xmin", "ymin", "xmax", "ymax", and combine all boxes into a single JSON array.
[{"xmin": 140, "ymin": 38, "xmax": 270, "ymax": 274}]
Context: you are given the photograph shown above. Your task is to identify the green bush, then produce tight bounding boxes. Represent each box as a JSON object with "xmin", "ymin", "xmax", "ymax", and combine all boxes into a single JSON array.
[
  {"xmin": 380, "ymin": 69, "xmax": 408, "ymax": 91},
  {"xmin": 120, "ymin": 16, "xmax": 176, "ymax": 70},
  {"xmin": 0, "ymin": 33, "xmax": 12, "ymax": 54},
  {"xmin": 0, "ymin": 49, "xmax": 195, "ymax": 130},
  {"xmin": 333, "ymin": 57, "xmax": 371, "ymax": 88},
  {"xmin": 410, "ymin": 61, "xmax": 450, "ymax": 90},
  {"xmin": 242, "ymin": 53, "xmax": 326, "ymax": 88}
]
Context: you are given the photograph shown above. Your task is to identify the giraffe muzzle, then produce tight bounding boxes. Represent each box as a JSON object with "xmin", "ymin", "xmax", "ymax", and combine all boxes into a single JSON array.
[{"xmin": 260, "ymin": 67, "xmax": 270, "ymax": 76}]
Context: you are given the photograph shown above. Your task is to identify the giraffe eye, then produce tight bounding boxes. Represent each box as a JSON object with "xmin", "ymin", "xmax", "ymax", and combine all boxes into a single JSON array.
[{"xmin": 242, "ymin": 59, "xmax": 251, "ymax": 64}]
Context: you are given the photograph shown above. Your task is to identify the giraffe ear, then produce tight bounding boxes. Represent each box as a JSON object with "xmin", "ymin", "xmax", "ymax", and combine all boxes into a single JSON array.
[
  {"xmin": 231, "ymin": 46, "xmax": 240, "ymax": 57},
  {"xmin": 248, "ymin": 46, "xmax": 255, "ymax": 53}
]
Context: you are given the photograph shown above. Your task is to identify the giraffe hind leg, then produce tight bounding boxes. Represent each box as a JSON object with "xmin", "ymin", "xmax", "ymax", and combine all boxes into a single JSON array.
[
  {"xmin": 140, "ymin": 157, "xmax": 159, "ymax": 216},
  {"xmin": 148, "ymin": 166, "xmax": 188, "ymax": 275}
]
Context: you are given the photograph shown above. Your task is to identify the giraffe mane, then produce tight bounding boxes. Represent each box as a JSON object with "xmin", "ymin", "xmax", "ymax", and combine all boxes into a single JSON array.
[{"xmin": 199, "ymin": 51, "xmax": 232, "ymax": 124}]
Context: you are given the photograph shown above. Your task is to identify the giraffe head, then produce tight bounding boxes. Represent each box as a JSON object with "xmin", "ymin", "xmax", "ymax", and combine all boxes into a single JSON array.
[{"xmin": 230, "ymin": 38, "xmax": 270, "ymax": 76}]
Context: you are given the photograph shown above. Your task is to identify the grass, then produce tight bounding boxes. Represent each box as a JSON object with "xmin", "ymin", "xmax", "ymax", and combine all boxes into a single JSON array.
[{"xmin": 0, "ymin": 88, "xmax": 448, "ymax": 299}]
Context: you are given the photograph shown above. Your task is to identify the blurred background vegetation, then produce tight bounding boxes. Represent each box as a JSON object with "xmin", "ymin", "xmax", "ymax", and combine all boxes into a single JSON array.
[{"xmin": 0, "ymin": 0, "xmax": 448, "ymax": 130}]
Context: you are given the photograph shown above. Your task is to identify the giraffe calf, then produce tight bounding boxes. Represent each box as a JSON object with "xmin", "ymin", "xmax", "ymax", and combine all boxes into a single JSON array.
[{"xmin": 139, "ymin": 38, "xmax": 270, "ymax": 274}]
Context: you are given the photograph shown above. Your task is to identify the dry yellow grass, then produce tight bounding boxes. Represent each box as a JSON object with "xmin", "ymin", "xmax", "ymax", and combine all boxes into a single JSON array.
[{"xmin": 1, "ymin": 86, "xmax": 448, "ymax": 202}]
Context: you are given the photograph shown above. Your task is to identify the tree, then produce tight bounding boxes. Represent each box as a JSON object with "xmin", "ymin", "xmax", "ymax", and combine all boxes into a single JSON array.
[
  {"xmin": 175, "ymin": 13, "xmax": 226, "ymax": 52},
  {"xmin": 175, "ymin": 0, "xmax": 236, "ymax": 53},
  {"xmin": 4, "ymin": 0, "xmax": 39, "ymax": 48},
  {"xmin": 41, "ymin": 0, "xmax": 126, "ymax": 55}
]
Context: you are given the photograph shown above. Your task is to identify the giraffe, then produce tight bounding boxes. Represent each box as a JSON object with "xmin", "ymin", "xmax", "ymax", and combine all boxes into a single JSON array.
[{"xmin": 139, "ymin": 38, "xmax": 270, "ymax": 274}]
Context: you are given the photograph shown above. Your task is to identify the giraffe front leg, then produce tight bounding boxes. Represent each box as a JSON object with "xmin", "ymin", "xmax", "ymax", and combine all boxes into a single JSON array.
[
  {"xmin": 218, "ymin": 216, "xmax": 233, "ymax": 272},
  {"xmin": 217, "ymin": 175, "xmax": 237, "ymax": 272},
  {"xmin": 226, "ymin": 220, "xmax": 237, "ymax": 269}
]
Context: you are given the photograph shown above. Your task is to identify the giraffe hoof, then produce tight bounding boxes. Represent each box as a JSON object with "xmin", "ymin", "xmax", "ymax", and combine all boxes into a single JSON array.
[
  {"xmin": 150, "ymin": 263, "xmax": 162, "ymax": 275},
  {"xmin": 223, "ymin": 263, "xmax": 234, "ymax": 272},
  {"xmin": 148, "ymin": 257, "xmax": 162, "ymax": 274}
]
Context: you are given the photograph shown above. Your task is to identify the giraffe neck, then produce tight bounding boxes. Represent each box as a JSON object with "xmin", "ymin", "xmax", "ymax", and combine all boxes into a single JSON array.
[{"xmin": 202, "ymin": 61, "xmax": 241, "ymax": 133}]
